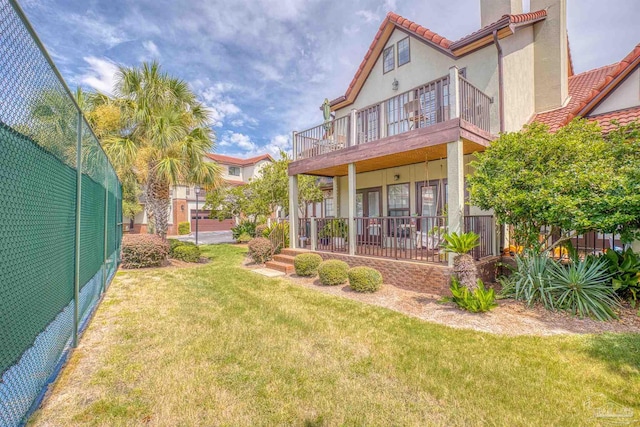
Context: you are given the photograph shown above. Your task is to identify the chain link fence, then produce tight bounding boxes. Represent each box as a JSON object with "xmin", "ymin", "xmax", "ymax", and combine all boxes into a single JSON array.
[{"xmin": 0, "ymin": 1, "xmax": 122, "ymax": 425}]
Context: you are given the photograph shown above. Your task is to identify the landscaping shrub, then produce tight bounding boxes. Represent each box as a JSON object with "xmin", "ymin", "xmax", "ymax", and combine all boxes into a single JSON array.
[
  {"xmin": 348, "ymin": 266, "xmax": 383, "ymax": 293},
  {"xmin": 548, "ymin": 257, "xmax": 620, "ymax": 320},
  {"xmin": 294, "ymin": 253, "xmax": 323, "ymax": 277},
  {"xmin": 500, "ymin": 251, "xmax": 554, "ymax": 308},
  {"xmin": 318, "ymin": 260, "xmax": 349, "ymax": 286},
  {"xmin": 248, "ymin": 237, "xmax": 273, "ymax": 264},
  {"xmin": 232, "ymin": 220, "xmax": 256, "ymax": 240},
  {"xmin": 178, "ymin": 221, "xmax": 191, "ymax": 235},
  {"xmin": 444, "ymin": 277, "xmax": 497, "ymax": 313},
  {"xmin": 172, "ymin": 245, "xmax": 201, "ymax": 263},
  {"xmin": 168, "ymin": 239, "xmax": 196, "ymax": 256},
  {"xmin": 237, "ymin": 232, "xmax": 252, "ymax": 243},
  {"xmin": 255, "ymin": 224, "xmax": 268, "ymax": 238},
  {"xmin": 602, "ymin": 248, "xmax": 640, "ymax": 308},
  {"xmin": 121, "ymin": 234, "xmax": 169, "ymax": 269}
]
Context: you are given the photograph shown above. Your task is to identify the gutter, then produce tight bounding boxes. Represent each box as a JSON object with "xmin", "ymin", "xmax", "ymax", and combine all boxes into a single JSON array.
[{"xmin": 493, "ymin": 29, "xmax": 505, "ymax": 133}]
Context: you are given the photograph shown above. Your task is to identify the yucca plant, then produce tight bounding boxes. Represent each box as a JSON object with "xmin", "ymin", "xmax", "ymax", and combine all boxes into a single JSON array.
[
  {"xmin": 442, "ymin": 232, "xmax": 480, "ymax": 290},
  {"xmin": 499, "ymin": 251, "xmax": 556, "ymax": 309},
  {"xmin": 548, "ymin": 258, "xmax": 620, "ymax": 321}
]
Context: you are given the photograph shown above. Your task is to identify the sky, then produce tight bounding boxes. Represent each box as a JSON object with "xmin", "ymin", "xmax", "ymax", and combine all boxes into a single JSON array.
[{"xmin": 21, "ymin": 0, "xmax": 640, "ymax": 158}]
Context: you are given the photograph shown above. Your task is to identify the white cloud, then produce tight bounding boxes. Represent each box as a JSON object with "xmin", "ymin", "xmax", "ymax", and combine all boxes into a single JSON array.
[
  {"xmin": 356, "ymin": 10, "xmax": 380, "ymax": 23},
  {"xmin": 265, "ymin": 134, "xmax": 291, "ymax": 156},
  {"xmin": 64, "ymin": 11, "xmax": 128, "ymax": 49},
  {"xmin": 252, "ymin": 62, "xmax": 283, "ymax": 81},
  {"xmin": 200, "ymin": 84, "xmax": 242, "ymax": 127},
  {"xmin": 80, "ymin": 56, "xmax": 119, "ymax": 95},
  {"xmin": 218, "ymin": 131, "xmax": 257, "ymax": 152},
  {"xmin": 142, "ymin": 40, "xmax": 161, "ymax": 58}
]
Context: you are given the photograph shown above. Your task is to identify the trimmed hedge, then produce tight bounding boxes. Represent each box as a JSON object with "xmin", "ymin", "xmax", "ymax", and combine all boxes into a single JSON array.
[
  {"xmin": 121, "ymin": 234, "xmax": 169, "ymax": 269},
  {"xmin": 294, "ymin": 253, "xmax": 323, "ymax": 277},
  {"xmin": 348, "ymin": 267, "xmax": 383, "ymax": 293},
  {"xmin": 172, "ymin": 245, "xmax": 201, "ymax": 263},
  {"xmin": 318, "ymin": 260, "xmax": 349, "ymax": 286},
  {"xmin": 248, "ymin": 237, "xmax": 273, "ymax": 264},
  {"xmin": 178, "ymin": 221, "xmax": 191, "ymax": 235}
]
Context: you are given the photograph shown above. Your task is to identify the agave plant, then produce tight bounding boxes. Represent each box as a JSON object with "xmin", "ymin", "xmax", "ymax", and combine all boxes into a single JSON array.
[
  {"xmin": 548, "ymin": 257, "xmax": 620, "ymax": 321},
  {"xmin": 499, "ymin": 251, "xmax": 556, "ymax": 309},
  {"xmin": 442, "ymin": 232, "xmax": 480, "ymax": 290}
]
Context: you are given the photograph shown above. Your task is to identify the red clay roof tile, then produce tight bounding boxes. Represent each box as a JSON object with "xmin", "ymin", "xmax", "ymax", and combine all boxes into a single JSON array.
[
  {"xmin": 588, "ymin": 106, "xmax": 640, "ymax": 133},
  {"xmin": 206, "ymin": 153, "xmax": 273, "ymax": 166},
  {"xmin": 534, "ymin": 43, "xmax": 640, "ymax": 131}
]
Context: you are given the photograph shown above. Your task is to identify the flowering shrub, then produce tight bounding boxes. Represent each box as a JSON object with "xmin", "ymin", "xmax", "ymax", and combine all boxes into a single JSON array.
[{"xmin": 121, "ymin": 234, "xmax": 169, "ymax": 268}]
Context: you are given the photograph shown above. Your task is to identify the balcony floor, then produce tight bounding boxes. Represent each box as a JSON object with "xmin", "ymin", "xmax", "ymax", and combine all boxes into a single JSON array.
[{"xmin": 289, "ymin": 118, "xmax": 494, "ymax": 177}]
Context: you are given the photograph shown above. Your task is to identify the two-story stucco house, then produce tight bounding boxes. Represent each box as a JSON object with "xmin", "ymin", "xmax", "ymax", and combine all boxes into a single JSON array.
[
  {"xmin": 130, "ymin": 153, "xmax": 273, "ymax": 235},
  {"xmin": 284, "ymin": 0, "xmax": 640, "ymax": 291}
]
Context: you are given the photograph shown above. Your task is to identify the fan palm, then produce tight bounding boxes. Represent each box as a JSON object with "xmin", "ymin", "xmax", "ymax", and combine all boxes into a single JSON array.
[
  {"xmin": 442, "ymin": 232, "xmax": 480, "ymax": 290},
  {"xmin": 104, "ymin": 61, "xmax": 221, "ymax": 239}
]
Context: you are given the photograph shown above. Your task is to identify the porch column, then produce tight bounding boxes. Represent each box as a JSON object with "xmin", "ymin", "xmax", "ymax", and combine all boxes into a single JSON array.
[
  {"xmin": 348, "ymin": 163, "xmax": 356, "ymax": 256},
  {"xmin": 289, "ymin": 174, "xmax": 299, "ymax": 249},
  {"xmin": 350, "ymin": 108, "xmax": 358, "ymax": 146},
  {"xmin": 449, "ymin": 66, "xmax": 460, "ymax": 119},
  {"xmin": 447, "ymin": 139, "xmax": 465, "ymax": 266},
  {"xmin": 332, "ymin": 176, "xmax": 339, "ymax": 217}
]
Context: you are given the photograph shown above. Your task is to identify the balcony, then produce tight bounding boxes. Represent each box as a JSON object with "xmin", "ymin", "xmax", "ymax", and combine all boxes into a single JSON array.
[{"xmin": 292, "ymin": 72, "xmax": 494, "ymax": 174}]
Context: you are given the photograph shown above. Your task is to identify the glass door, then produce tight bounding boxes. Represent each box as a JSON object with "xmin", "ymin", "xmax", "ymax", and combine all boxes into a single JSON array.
[{"xmin": 356, "ymin": 187, "xmax": 382, "ymax": 245}]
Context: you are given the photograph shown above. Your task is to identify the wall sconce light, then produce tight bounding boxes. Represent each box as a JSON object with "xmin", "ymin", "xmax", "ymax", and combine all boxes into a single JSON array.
[
  {"xmin": 394, "ymin": 174, "xmax": 400, "ymax": 181},
  {"xmin": 392, "ymin": 78, "xmax": 399, "ymax": 91},
  {"xmin": 180, "ymin": 205, "xmax": 185, "ymax": 212}
]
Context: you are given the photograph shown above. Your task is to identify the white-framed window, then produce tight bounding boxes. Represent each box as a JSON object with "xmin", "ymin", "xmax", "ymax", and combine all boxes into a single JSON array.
[
  {"xmin": 383, "ymin": 45, "xmax": 395, "ymax": 74},
  {"xmin": 397, "ymin": 37, "xmax": 410, "ymax": 67},
  {"xmin": 229, "ymin": 166, "xmax": 240, "ymax": 176},
  {"xmin": 324, "ymin": 198, "xmax": 334, "ymax": 217}
]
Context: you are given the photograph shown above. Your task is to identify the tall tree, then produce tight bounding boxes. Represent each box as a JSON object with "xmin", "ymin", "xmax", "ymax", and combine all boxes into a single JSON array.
[{"xmin": 104, "ymin": 62, "xmax": 222, "ymax": 239}]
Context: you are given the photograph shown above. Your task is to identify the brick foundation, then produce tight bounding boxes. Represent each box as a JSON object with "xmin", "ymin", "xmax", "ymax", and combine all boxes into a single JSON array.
[
  {"xmin": 475, "ymin": 256, "xmax": 501, "ymax": 284},
  {"xmin": 313, "ymin": 252, "xmax": 452, "ymax": 294}
]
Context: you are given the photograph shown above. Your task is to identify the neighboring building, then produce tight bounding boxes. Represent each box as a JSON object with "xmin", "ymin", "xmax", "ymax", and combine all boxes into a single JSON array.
[
  {"xmin": 286, "ymin": 0, "xmax": 639, "ymax": 287},
  {"xmin": 130, "ymin": 153, "xmax": 274, "ymax": 235}
]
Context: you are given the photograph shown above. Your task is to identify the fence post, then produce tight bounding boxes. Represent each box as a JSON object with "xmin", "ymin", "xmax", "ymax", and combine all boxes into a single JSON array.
[
  {"xmin": 73, "ymin": 111, "xmax": 82, "ymax": 348},
  {"xmin": 102, "ymin": 169, "xmax": 109, "ymax": 294},
  {"xmin": 310, "ymin": 217, "xmax": 318, "ymax": 251}
]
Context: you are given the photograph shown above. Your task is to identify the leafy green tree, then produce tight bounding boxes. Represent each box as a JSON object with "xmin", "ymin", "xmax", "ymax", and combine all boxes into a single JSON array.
[
  {"xmin": 468, "ymin": 119, "xmax": 640, "ymax": 250},
  {"xmin": 206, "ymin": 184, "xmax": 271, "ymax": 224}
]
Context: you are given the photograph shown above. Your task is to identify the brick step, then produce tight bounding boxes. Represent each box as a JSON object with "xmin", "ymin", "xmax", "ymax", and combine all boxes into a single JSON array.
[
  {"xmin": 273, "ymin": 254, "xmax": 295, "ymax": 264},
  {"xmin": 280, "ymin": 248, "xmax": 309, "ymax": 257},
  {"xmin": 265, "ymin": 260, "xmax": 295, "ymax": 274}
]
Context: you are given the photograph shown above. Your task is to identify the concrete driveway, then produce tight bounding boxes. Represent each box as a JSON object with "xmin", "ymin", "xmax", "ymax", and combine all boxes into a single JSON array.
[{"xmin": 172, "ymin": 230, "xmax": 235, "ymax": 245}]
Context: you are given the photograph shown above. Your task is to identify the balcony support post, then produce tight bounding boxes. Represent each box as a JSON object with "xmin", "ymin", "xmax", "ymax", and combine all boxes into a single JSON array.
[
  {"xmin": 449, "ymin": 66, "xmax": 460, "ymax": 119},
  {"xmin": 379, "ymin": 100, "xmax": 387, "ymax": 139},
  {"xmin": 292, "ymin": 131, "xmax": 298, "ymax": 161},
  {"xmin": 310, "ymin": 217, "xmax": 318, "ymax": 251},
  {"xmin": 289, "ymin": 174, "xmax": 299, "ymax": 249},
  {"xmin": 349, "ymin": 109, "xmax": 357, "ymax": 146},
  {"xmin": 333, "ymin": 176, "xmax": 339, "ymax": 217},
  {"xmin": 347, "ymin": 163, "xmax": 356, "ymax": 256},
  {"xmin": 447, "ymin": 138, "xmax": 464, "ymax": 267}
]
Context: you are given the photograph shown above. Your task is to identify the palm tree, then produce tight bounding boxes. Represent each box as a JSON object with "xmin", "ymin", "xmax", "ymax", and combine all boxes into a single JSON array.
[{"xmin": 102, "ymin": 61, "xmax": 221, "ymax": 239}]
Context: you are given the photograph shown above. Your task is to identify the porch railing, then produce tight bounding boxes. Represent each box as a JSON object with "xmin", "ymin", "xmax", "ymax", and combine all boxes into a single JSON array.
[
  {"xmin": 507, "ymin": 226, "xmax": 623, "ymax": 259},
  {"xmin": 294, "ymin": 73, "xmax": 491, "ymax": 160},
  {"xmin": 464, "ymin": 215, "xmax": 494, "ymax": 260},
  {"xmin": 354, "ymin": 216, "xmax": 448, "ymax": 263},
  {"xmin": 316, "ymin": 218, "xmax": 349, "ymax": 252}
]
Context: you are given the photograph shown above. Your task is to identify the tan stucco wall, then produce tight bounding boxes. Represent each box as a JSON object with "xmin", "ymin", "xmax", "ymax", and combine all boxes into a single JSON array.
[
  {"xmin": 591, "ymin": 66, "xmax": 640, "ymax": 115},
  {"xmin": 335, "ymin": 154, "xmax": 484, "ymax": 217},
  {"xmin": 501, "ymin": 26, "xmax": 536, "ymax": 132},
  {"xmin": 334, "ymin": 28, "xmax": 501, "ymax": 134}
]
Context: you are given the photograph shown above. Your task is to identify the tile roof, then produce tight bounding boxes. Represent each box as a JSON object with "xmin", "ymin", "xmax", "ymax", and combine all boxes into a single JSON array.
[
  {"xmin": 588, "ymin": 106, "xmax": 640, "ymax": 133},
  {"xmin": 533, "ymin": 63, "xmax": 618, "ymax": 132},
  {"xmin": 206, "ymin": 153, "xmax": 273, "ymax": 166},
  {"xmin": 534, "ymin": 43, "xmax": 640, "ymax": 131},
  {"xmin": 331, "ymin": 10, "xmax": 547, "ymax": 108}
]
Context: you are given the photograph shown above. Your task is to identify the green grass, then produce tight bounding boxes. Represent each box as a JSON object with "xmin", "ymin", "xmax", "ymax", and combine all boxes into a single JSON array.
[{"xmin": 30, "ymin": 244, "xmax": 640, "ymax": 426}]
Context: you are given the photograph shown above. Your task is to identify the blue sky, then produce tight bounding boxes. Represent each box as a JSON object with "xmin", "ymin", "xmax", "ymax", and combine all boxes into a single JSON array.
[{"xmin": 21, "ymin": 0, "xmax": 640, "ymax": 158}]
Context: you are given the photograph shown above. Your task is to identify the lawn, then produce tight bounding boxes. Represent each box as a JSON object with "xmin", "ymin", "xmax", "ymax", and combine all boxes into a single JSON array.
[{"xmin": 30, "ymin": 244, "xmax": 640, "ymax": 426}]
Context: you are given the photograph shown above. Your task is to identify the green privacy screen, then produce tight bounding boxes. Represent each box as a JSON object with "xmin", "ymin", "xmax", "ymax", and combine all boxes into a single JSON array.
[{"xmin": 0, "ymin": 0, "xmax": 122, "ymax": 425}]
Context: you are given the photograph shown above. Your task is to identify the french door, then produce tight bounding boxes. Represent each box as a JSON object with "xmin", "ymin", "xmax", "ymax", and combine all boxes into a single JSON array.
[{"xmin": 356, "ymin": 187, "xmax": 382, "ymax": 245}]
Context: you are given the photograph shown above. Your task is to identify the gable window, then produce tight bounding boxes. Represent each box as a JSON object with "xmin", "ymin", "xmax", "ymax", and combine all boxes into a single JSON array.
[
  {"xmin": 229, "ymin": 166, "xmax": 240, "ymax": 176},
  {"xmin": 397, "ymin": 37, "xmax": 410, "ymax": 66},
  {"xmin": 383, "ymin": 45, "xmax": 395, "ymax": 74}
]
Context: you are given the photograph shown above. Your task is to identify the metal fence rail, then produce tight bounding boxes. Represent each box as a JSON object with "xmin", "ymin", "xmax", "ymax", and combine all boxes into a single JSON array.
[{"xmin": 0, "ymin": 1, "xmax": 122, "ymax": 425}]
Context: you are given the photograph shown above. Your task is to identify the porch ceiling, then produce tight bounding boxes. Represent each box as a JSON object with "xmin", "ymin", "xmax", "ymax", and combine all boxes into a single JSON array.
[{"xmin": 289, "ymin": 118, "xmax": 494, "ymax": 177}]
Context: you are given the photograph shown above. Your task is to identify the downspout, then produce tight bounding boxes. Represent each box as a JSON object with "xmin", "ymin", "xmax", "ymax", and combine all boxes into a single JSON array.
[{"xmin": 493, "ymin": 30, "xmax": 505, "ymax": 133}]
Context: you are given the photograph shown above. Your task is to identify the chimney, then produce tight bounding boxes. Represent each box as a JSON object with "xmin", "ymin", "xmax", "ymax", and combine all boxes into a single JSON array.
[
  {"xmin": 531, "ymin": 0, "xmax": 569, "ymax": 112},
  {"xmin": 480, "ymin": 0, "xmax": 523, "ymax": 28}
]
